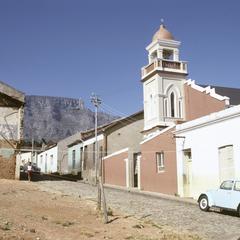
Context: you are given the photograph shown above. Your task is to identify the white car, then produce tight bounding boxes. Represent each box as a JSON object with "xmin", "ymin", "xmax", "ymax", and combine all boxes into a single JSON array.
[{"xmin": 198, "ymin": 180, "xmax": 240, "ymax": 216}]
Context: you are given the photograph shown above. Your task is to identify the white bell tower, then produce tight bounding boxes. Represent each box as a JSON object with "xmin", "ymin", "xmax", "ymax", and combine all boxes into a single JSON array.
[{"xmin": 141, "ymin": 23, "xmax": 188, "ymax": 132}]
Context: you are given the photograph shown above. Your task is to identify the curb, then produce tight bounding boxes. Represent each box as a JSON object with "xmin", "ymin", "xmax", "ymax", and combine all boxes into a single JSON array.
[{"xmin": 103, "ymin": 184, "xmax": 197, "ymax": 206}]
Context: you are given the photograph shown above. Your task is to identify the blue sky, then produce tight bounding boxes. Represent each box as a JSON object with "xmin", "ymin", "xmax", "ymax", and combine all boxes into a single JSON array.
[{"xmin": 0, "ymin": 0, "xmax": 240, "ymax": 115}]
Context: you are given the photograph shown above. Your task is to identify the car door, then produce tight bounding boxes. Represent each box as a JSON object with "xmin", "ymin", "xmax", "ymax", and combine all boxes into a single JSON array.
[
  {"xmin": 230, "ymin": 181, "xmax": 240, "ymax": 210},
  {"xmin": 213, "ymin": 180, "xmax": 234, "ymax": 209}
]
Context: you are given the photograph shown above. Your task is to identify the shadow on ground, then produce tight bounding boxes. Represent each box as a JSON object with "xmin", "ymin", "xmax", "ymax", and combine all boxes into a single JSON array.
[{"xmin": 20, "ymin": 172, "xmax": 81, "ymax": 182}]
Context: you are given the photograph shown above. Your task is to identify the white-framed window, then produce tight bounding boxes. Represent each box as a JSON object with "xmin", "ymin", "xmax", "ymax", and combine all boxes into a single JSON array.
[
  {"xmin": 163, "ymin": 49, "xmax": 173, "ymax": 60},
  {"xmin": 170, "ymin": 92, "xmax": 175, "ymax": 117},
  {"xmin": 165, "ymin": 85, "xmax": 183, "ymax": 119},
  {"xmin": 156, "ymin": 152, "xmax": 164, "ymax": 173}
]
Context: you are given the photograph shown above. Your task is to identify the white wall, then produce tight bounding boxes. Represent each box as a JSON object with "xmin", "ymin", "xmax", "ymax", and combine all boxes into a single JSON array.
[
  {"xmin": 176, "ymin": 106, "xmax": 240, "ymax": 199},
  {"xmin": 37, "ymin": 146, "xmax": 58, "ymax": 173},
  {"xmin": 20, "ymin": 152, "xmax": 37, "ymax": 165}
]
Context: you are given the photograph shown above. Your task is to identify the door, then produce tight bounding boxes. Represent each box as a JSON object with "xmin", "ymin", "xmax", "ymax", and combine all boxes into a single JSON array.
[
  {"xmin": 45, "ymin": 154, "xmax": 47, "ymax": 173},
  {"xmin": 214, "ymin": 180, "xmax": 234, "ymax": 209},
  {"xmin": 229, "ymin": 181, "xmax": 240, "ymax": 210},
  {"xmin": 133, "ymin": 153, "xmax": 141, "ymax": 188},
  {"xmin": 183, "ymin": 149, "xmax": 192, "ymax": 197},
  {"xmin": 219, "ymin": 145, "xmax": 234, "ymax": 182}
]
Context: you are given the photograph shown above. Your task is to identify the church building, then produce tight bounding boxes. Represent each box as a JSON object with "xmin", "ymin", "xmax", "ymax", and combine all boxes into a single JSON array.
[{"xmin": 138, "ymin": 23, "xmax": 231, "ymax": 195}]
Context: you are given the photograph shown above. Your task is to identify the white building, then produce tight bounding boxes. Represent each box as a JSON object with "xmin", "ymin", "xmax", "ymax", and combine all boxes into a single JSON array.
[
  {"xmin": 37, "ymin": 145, "xmax": 58, "ymax": 173},
  {"xmin": 175, "ymin": 105, "xmax": 240, "ymax": 199},
  {"xmin": 20, "ymin": 152, "xmax": 37, "ymax": 165}
]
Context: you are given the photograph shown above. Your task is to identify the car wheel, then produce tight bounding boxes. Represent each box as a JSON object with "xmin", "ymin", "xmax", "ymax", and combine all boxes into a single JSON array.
[
  {"xmin": 199, "ymin": 195, "xmax": 209, "ymax": 211},
  {"xmin": 237, "ymin": 205, "xmax": 240, "ymax": 217}
]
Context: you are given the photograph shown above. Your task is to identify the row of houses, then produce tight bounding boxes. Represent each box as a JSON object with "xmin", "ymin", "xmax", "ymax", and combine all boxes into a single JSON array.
[
  {"xmin": 2, "ymin": 23, "xmax": 240, "ymax": 200},
  {"xmin": 31, "ymin": 100, "xmax": 240, "ymax": 200}
]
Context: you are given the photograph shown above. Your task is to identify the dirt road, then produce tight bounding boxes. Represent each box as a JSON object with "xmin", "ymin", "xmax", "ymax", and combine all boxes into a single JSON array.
[{"xmin": 0, "ymin": 180, "xmax": 201, "ymax": 240}]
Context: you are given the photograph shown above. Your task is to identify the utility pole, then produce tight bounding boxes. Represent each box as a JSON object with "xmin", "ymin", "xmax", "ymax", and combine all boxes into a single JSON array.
[
  {"xmin": 90, "ymin": 93, "xmax": 108, "ymax": 223},
  {"xmin": 31, "ymin": 136, "xmax": 34, "ymax": 163},
  {"xmin": 90, "ymin": 93, "xmax": 102, "ymax": 182}
]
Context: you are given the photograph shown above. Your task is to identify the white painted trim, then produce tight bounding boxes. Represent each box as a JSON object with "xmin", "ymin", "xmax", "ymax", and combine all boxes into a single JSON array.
[
  {"xmin": 185, "ymin": 79, "xmax": 230, "ymax": 103},
  {"xmin": 146, "ymin": 39, "xmax": 181, "ymax": 51},
  {"xmin": 140, "ymin": 124, "xmax": 175, "ymax": 144},
  {"xmin": 82, "ymin": 134, "xmax": 103, "ymax": 146},
  {"xmin": 137, "ymin": 155, "xmax": 141, "ymax": 190},
  {"xmin": 124, "ymin": 158, "xmax": 129, "ymax": 188},
  {"xmin": 103, "ymin": 148, "xmax": 129, "ymax": 160},
  {"xmin": 164, "ymin": 83, "xmax": 181, "ymax": 97},
  {"xmin": 175, "ymin": 105, "xmax": 240, "ymax": 134}
]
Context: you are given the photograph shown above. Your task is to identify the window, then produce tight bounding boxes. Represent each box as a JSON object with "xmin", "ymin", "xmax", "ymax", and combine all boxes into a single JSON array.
[
  {"xmin": 170, "ymin": 92, "xmax": 175, "ymax": 117},
  {"xmin": 72, "ymin": 150, "xmax": 76, "ymax": 169},
  {"xmin": 40, "ymin": 155, "xmax": 43, "ymax": 164},
  {"xmin": 150, "ymin": 51, "xmax": 157, "ymax": 62},
  {"xmin": 234, "ymin": 181, "xmax": 240, "ymax": 191},
  {"xmin": 156, "ymin": 152, "xmax": 164, "ymax": 173},
  {"xmin": 83, "ymin": 146, "xmax": 88, "ymax": 170},
  {"xmin": 163, "ymin": 49, "xmax": 173, "ymax": 60},
  {"xmin": 50, "ymin": 155, "xmax": 53, "ymax": 166},
  {"xmin": 220, "ymin": 180, "xmax": 234, "ymax": 190},
  {"xmin": 80, "ymin": 147, "xmax": 83, "ymax": 170}
]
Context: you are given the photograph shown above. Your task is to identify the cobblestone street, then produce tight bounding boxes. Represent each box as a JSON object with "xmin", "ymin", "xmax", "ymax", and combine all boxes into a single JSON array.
[{"xmin": 37, "ymin": 181, "xmax": 240, "ymax": 240}]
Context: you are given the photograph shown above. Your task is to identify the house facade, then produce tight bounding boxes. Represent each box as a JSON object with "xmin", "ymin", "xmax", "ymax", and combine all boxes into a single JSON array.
[
  {"xmin": 57, "ymin": 132, "xmax": 82, "ymax": 174},
  {"xmin": 68, "ymin": 132, "xmax": 104, "ymax": 183},
  {"xmin": 103, "ymin": 111, "xmax": 144, "ymax": 188},
  {"xmin": 20, "ymin": 151, "xmax": 37, "ymax": 165},
  {"xmin": 175, "ymin": 105, "xmax": 240, "ymax": 199},
  {"xmin": 66, "ymin": 111, "xmax": 144, "ymax": 186},
  {"xmin": 0, "ymin": 81, "xmax": 25, "ymax": 179},
  {"xmin": 37, "ymin": 144, "xmax": 58, "ymax": 173}
]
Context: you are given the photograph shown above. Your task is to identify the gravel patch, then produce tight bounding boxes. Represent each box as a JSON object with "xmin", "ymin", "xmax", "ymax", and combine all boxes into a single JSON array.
[{"xmin": 37, "ymin": 181, "xmax": 240, "ymax": 240}]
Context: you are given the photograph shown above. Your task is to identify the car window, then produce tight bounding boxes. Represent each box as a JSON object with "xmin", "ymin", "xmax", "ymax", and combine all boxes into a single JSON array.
[
  {"xmin": 220, "ymin": 180, "xmax": 234, "ymax": 190},
  {"xmin": 234, "ymin": 181, "xmax": 240, "ymax": 191}
]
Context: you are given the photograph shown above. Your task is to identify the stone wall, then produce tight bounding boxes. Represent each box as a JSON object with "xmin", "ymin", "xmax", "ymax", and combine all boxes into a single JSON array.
[{"xmin": 0, "ymin": 154, "xmax": 16, "ymax": 179}]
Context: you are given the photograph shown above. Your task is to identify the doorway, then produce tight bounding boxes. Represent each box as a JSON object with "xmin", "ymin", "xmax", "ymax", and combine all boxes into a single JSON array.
[
  {"xmin": 219, "ymin": 145, "xmax": 234, "ymax": 182},
  {"xmin": 133, "ymin": 153, "xmax": 141, "ymax": 189},
  {"xmin": 183, "ymin": 149, "xmax": 192, "ymax": 197}
]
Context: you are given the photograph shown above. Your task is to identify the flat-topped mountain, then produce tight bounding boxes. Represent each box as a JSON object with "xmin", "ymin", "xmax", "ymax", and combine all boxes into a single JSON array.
[{"xmin": 24, "ymin": 95, "xmax": 116, "ymax": 142}]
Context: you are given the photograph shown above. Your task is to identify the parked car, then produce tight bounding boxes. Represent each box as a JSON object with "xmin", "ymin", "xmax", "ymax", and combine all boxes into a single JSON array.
[
  {"xmin": 20, "ymin": 163, "xmax": 41, "ymax": 174},
  {"xmin": 198, "ymin": 180, "xmax": 240, "ymax": 216}
]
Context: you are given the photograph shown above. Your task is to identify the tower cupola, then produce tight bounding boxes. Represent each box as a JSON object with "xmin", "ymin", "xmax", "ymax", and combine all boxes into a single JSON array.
[{"xmin": 152, "ymin": 24, "xmax": 174, "ymax": 42}]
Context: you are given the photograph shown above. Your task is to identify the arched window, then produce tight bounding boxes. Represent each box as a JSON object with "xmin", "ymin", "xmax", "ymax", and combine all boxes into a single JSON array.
[
  {"xmin": 165, "ymin": 85, "xmax": 182, "ymax": 119},
  {"xmin": 150, "ymin": 51, "xmax": 157, "ymax": 62},
  {"xmin": 170, "ymin": 92, "xmax": 175, "ymax": 117}
]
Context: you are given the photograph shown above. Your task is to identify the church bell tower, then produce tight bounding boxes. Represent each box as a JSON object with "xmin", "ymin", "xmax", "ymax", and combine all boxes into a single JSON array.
[{"xmin": 141, "ymin": 23, "xmax": 188, "ymax": 132}]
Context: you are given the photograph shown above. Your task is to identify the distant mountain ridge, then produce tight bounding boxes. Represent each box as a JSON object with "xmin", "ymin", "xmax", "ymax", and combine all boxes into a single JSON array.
[{"xmin": 24, "ymin": 95, "xmax": 117, "ymax": 142}]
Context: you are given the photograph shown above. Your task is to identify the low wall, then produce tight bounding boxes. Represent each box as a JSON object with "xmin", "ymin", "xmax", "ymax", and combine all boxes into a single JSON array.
[
  {"xmin": 0, "ymin": 154, "xmax": 16, "ymax": 179},
  {"xmin": 103, "ymin": 150, "xmax": 128, "ymax": 187}
]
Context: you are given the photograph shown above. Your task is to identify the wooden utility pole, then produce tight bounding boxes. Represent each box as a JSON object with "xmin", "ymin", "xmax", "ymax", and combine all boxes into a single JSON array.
[
  {"xmin": 99, "ymin": 147, "xmax": 108, "ymax": 223},
  {"xmin": 91, "ymin": 94, "xmax": 108, "ymax": 223}
]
